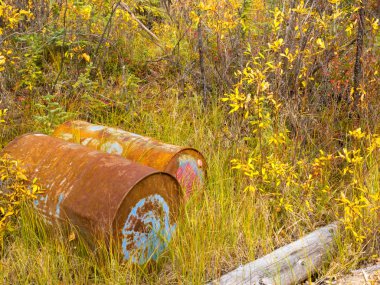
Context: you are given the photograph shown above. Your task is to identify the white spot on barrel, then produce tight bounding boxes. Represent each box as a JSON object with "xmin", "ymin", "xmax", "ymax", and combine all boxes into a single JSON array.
[
  {"xmin": 58, "ymin": 133, "xmax": 74, "ymax": 141},
  {"xmin": 81, "ymin": 138, "xmax": 92, "ymax": 146},
  {"xmin": 107, "ymin": 127, "xmax": 129, "ymax": 135},
  {"xmin": 88, "ymin": 125, "xmax": 105, "ymax": 131},
  {"xmin": 59, "ymin": 178, "xmax": 67, "ymax": 186},
  {"xmin": 88, "ymin": 139, "xmax": 100, "ymax": 147},
  {"xmin": 100, "ymin": 141, "xmax": 123, "ymax": 155}
]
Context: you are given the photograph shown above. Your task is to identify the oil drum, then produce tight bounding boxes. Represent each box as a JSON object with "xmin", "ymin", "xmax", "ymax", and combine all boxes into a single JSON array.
[
  {"xmin": 53, "ymin": 121, "xmax": 207, "ymax": 197},
  {"xmin": 1, "ymin": 134, "xmax": 182, "ymax": 264}
]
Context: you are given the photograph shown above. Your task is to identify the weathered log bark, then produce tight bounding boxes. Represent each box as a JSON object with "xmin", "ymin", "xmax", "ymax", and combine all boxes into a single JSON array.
[
  {"xmin": 334, "ymin": 264, "xmax": 380, "ymax": 284},
  {"xmin": 209, "ymin": 223, "xmax": 339, "ymax": 285}
]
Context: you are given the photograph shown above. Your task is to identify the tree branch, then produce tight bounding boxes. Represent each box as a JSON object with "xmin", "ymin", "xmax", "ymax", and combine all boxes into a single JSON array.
[{"xmin": 119, "ymin": 2, "xmax": 163, "ymax": 49}]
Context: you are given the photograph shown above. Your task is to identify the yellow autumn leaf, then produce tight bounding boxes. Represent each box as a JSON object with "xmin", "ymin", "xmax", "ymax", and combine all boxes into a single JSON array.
[
  {"xmin": 4, "ymin": 211, "xmax": 14, "ymax": 218},
  {"xmin": 189, "ymin": 11, "xmax": 200, "ymax": 26},
  {"xmin": 80, "ymin": 5, "xmax": 92, "ymax": 21},
  {"xmin": 316, "ymin": 38, "xmax": 325, "ymax": 49},
  {"xmin": 82, "ymin": 53, "xmax": 91, "ymax": 62},
  {"xmin": 68, "ymin": 231, "xmax": 76, "ymax": 242},
  {"xmin": 372, "ymin": 19, "xmax": 379, "ymax": 31},
  {"xmin": 17, "ymin": 172, "xmax": 28, "ymax": 181}
]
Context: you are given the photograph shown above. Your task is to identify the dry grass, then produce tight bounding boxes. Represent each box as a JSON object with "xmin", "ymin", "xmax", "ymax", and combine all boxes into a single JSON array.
[{"xmin": 1, "ymin": 94, "xmax": 378, "ymax": 284}]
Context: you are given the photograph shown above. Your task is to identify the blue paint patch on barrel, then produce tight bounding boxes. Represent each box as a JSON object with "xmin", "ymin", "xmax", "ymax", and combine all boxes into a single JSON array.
[
  {"xmin": 121, "ymin": 194, "xmax": 175, "ymax": 264},
  {"xmin": 34, "ymin": 194, "xmax": 48, "ymax": 207},
  {"xmin": 33, "ymin": 192, "xmax": 65, "ymax": 219},
  {"xmin": 55, "ymin": 193, "xmax": 65, "ymax": 218}
]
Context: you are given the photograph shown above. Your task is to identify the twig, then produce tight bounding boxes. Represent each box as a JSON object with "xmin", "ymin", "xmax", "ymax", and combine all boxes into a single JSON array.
[
  {"xmin": 52, "ymin": 0, "xmax": 68, "ymax": 91},
  {"xmin": 197, "ymin": 17, "xmax": 207, "ymax": 107},
  {"xmin": 311, "ymin": 38, "xmax": 357, "ymax": 76},
  {"xmin": 352, "ymin": 5, "xmax": 365, "ymax": 107},
  {"xmin": 119, "ymin": 2, "xmax": 163, "ymax": 49},
  {"xmin": 94, "ymin": 1, "xmax": 120, "ymax": 61}
]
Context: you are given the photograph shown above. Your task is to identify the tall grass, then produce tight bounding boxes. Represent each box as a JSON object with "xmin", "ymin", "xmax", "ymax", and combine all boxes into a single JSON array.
[{"xmin": 1, "ymin": 93, "xmax": 379, "ymax": 284}]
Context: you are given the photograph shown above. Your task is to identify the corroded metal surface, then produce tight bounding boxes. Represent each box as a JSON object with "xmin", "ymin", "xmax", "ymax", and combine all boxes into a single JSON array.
[
  {"xmin": 53, "ymin": 120, "xmax": 207, "ymax": 197},
  {"xmin": 1, "ymin": 134, "xmax": 181, "ymax": 264}
]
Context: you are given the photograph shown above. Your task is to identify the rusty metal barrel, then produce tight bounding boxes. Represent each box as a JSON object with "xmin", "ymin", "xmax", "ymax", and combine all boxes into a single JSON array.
[
  {"xmin": 1, "ymin": 134, "xmax": 181, "ymax": 264},
  {"xmin": 53, "ymin": 120, "xmax": 207, "ymax": 197}
]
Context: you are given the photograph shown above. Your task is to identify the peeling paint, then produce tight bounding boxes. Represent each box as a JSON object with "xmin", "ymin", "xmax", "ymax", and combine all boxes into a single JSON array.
[
  {"xmin": 55, "ymin": 193, "xmax": 65, "ymax": 218},
  {"xmin": 87, "ymin": 138, "xmax": 100, "ymax": 147},
  {"xmin": 176, "ymin": 155, "xmax": 204, "ymax": 197},
  {"xmin": 81, "ymin": 137, "xmax": 92, "ymax": 146},
  {"xmin": 88, "ymin": 125, "xmax": 105, "ymax": 131},
  {"xmin": 57, "ymin": 133, "xmax": 74, "ymax": 141},
  {"xmin": 121, "ymin": 194, "xmax": 175, "ymax": 264},
  {"xmin": 101, "ymin": 141, "xmax": 123, "ymax": 155},
  {"xmin": 34, "ymin": 194, "xmax": 48, "ymax": 209}
]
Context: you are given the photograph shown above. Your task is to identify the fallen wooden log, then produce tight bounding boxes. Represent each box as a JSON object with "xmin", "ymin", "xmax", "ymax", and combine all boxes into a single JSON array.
[
  {"xmin": 209, "ymin": 223, "xmax": 339, "ymax": 285},
  {"xmin": 333, "ymin": 264, "xmax": 380, "ymax": 284}
]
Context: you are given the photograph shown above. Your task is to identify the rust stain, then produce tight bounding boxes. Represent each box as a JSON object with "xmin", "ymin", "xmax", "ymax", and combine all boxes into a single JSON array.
[
  {"xmin": 53, "ymin": 120, "xmax": 207, "ymax": 197},
  {"xmin": 1, "ymin": 134, "xmax": 182, "ymax": 263}
]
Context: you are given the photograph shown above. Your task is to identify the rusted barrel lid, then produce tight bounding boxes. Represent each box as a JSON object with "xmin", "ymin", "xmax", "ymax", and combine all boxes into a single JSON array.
[
  {"xmin": 53, "ymin": 121, "xmax": 207, "ymax": 197},
  {"xmin": 1, "ymin": 134, "xmax": 182, "ymax": 264}
]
